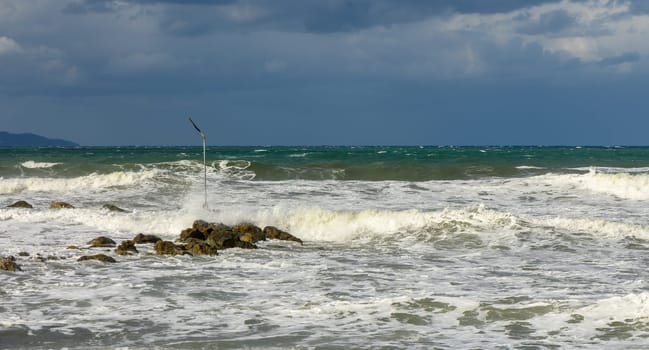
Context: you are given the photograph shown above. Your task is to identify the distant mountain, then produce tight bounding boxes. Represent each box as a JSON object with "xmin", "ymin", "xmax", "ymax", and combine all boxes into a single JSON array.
[{"xmin": 0, "ymin": 131, "xmax": 79, "ymax": 147}]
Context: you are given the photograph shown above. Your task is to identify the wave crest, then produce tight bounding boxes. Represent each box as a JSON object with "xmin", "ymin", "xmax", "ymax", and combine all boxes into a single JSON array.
[
  {"xmin": 0, "ymin": 170, "xmax": 160, "ymax": 194},
  {"xmin": 545, "ymin": 169, "xmax": 649, "ymax": 200}
]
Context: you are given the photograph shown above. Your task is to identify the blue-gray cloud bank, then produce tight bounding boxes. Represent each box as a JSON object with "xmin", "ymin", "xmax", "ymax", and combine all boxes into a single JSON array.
[{"xmin": 1, "ymin": 0, "xmax": 648, "ymax": 145}]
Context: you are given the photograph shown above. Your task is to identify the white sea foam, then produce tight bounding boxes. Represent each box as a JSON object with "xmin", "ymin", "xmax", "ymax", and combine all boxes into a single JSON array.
[
  {"xmin": 543, "ymin": 169, "xmax": 649, "ymax": 200},
  {"xmin": 516, "ymin": 165, "xmax": 545, "ymax": 170},
  {"xmin": 538, "ymin": 216, "xmax": 649, "ymax": 239},
  {"xmin": 530, "ymin": 293, "xmax": 649, "ymax": 342},
  {"xmin": 0, "ymin": 170, "xmax": 160, "ymax": 194},
  {"xmin": 20, "ymin": 161, "xmax": 62, "ymax": 169},
  {"xmin": 201, "ymin": 205, "xmax": 520, "ymax": 243}
]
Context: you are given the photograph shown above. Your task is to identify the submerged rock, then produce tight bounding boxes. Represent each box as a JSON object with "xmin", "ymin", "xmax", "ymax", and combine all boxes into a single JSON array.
[
  {"xmin": 133, "ymin": 233, "xmax": 162, "ymax": 244},
  {"xmin": 263, "ymin": 226, "xmax": 303, "ymax": 245},
  {"xmin": 102, "ymin": 204, "xmax": 128, "ymax": 213},
  {"xmin": 115, "ymin": 240, "xmax": 138, "ymax": 255},
  {"xmin": 0, "ymin": 256, "xmax": 20, "ymax": 272},
  {"xmin": 77, "ymin": 254, "xmax": 116, "ymax": 263},
  {"xmin": 50, "ymin": 201, "xmax": 74, "ymax": 209},
  {"xmin": 87, "ymin": 236, "xmax": 117, "ymax": 247},
  {"xmin": 7, "ymin": 200, "xmax": 33, "ymax": 208}
]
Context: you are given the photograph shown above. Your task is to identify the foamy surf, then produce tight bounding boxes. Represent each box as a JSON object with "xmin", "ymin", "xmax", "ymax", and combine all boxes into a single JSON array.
[
  {"xmin": 20, "ymin": 160, "xmax": 62, "ymax": 168},
  {"xmin": 541, "ymin": 169, "xmax": 649, "ymax": 200},
  {"xmin": 0, "ymin": 170, "xmax": 161, "ymax": 194},
  {"xmin": 3, "ymin": 146, "xmax": 649, "ymax": 349}
]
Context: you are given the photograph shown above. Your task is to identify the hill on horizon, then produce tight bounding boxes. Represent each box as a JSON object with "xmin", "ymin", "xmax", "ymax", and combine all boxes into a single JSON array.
[{"xmin": 0, "ymin": 131, "xmax": 79, "ymax": 147}]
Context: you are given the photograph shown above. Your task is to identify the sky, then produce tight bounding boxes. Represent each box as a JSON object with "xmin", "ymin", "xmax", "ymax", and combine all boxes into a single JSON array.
[{"xmin": 1, "ymin": 0, "xmax": 649, "ymax": 146}]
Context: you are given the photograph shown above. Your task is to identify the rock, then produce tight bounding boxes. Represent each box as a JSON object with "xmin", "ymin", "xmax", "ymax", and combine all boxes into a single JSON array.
[
  {"xmin": 263, "ymin": 226, "xmax": 303, "ymax": 245},
  {"xmin": 87, "ymin": 236, "xmax": 117, "ymax": 247},
  {"xmin": 7, "ymin": 200, "xmax": 33, "ymax": 208},
  {"xmin": 185, "ymin": 240, "xmax": 218, "ymax": 256},
  {"xmin": 133, "ymin": 233, "xmax": 162, "ymax": 244},
  {"xmin": 50, "ymin": 201, "xmax": 74, "ymax": 209},
  {"xmin": 154, "ymin": 240, "xmax": 188, "ymax": 256},
  {"xmin": 0, "ymin": 256, "xmax": 20, "ymax": 272},
  {"xmin": 192, "ymin": 220, "xmax": 210, "ymax": 232},
  {"xmin": 205, "ymin": 227, "xmax": 238, "ymax": 249},
  {"xmin": 179, "ymin": 228, "xmax": 206, "ymax": 242},
  {"xmin": 177, "ymin": 220, "xmax": 301, "ymax": 251},
  {"xmin": 232, "ymin": 223, "xmax": 266, "ymax": 243},
  {"xmin": 66, "ymin": 245, "xmax": 81, "ymax": 250},
  {"xmin": 18, "ymin": 252, "xmax": 29, "ymax": 257},
  {"xmin": 77, "ymin": 254, "xmax": 116, "ymax": 263},
  {"xmin": 102, "ymin": 204, "xmax": 128, "ymax": 212},
  {"xmin": 115, "ymin": 240, "xmax": 138, "ymax": 255}
]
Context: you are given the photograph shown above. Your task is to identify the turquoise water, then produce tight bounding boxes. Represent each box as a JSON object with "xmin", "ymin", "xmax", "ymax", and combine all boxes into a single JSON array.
[
  {"xmin": 2, "ymin": 146, "xmax": 649, "ymax": 180},
  {"xmin": 2, "ymin": 146, "xmax": 649, "ymax": 349}
]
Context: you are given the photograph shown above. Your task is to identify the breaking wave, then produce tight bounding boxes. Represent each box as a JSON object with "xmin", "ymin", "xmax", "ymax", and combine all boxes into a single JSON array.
[
  {"xmin": 20, "ymin": 161, "xmax": 62, "ymax": 169},
  {"xmin": 542, "ymin": 168, "xmax": 649, "ymax": 200}
]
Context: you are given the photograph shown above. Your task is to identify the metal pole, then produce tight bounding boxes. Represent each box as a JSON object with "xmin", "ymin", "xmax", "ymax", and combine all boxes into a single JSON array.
[{"xmin": 189, "ymin": 117, "xmax": 207, "ymax": 209}]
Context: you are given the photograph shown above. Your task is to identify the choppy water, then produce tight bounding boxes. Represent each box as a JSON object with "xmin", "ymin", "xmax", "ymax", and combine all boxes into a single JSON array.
[{"xmin": 2, "ymin": 146, "xmax": 649, "ymax": 349}]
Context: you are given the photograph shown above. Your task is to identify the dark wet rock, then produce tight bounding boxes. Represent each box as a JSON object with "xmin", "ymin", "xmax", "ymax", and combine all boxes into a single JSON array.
[
  {"xmin": 66, "ymin": 245, "xmax": 81, "ymax": 250},
  {"xmin": 179, "ymin": 228, "xmax": 206, "ymax": 242},
  {"xmin": 263, "ymin": 226, "xmax": 303, "ymax": 245},
  {"xmin": 232, "ymin": 223, "xmax": 266, "ymax": 243},
  {"xmin": 7, "ymin": 200, "xmax": 33, "ymax": 208},
  {"xmin": 18, "ymin": 252, "xmax": 29, "ymax": 257},
  {"xmin": 0, "ymin": 256, "xmax": 20, "ymax": 272},
  {"xmin": 102, "ymin": 204, "xmax": 128, "ymax": 212},
  {"xmin": 87, "ymin": 236, "xmax": 117, "ymax": 247},
  {"xmin": 50, "ymin": 201, "xmax": 74, "ymax": 209},
  {"xmin": 205, "ymin": 227, "xmax": 239, "ymax": 249},
  {"xmin": 192, "ymin": 219, "xmax": 210, "ymax": 232},
  {"xmin": 77, "ymin": 254, "xmax": 116, "ymax": 263},
  {"xmin": 133, "ymin": 233, "xmax": 162, "ymax": 244},
  {"xmin": 185, "ymin": 240, "xmax": 218, "ymax": 256},
  {"xmin": 154, "ymin": 240, "xmax": 188, "ymax": 256},
  {"xmin": 177, "ymin": 220, "xmax": 301, "ymax": 252},
  {"xmin": 115, "ymin": 240, "xmax": 138, "ymax": 256}
]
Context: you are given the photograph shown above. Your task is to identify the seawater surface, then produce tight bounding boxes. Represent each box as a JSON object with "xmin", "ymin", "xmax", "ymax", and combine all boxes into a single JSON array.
[{"xmin": 2, "ymin": 146, "xmax": 649, "ymax": 349}]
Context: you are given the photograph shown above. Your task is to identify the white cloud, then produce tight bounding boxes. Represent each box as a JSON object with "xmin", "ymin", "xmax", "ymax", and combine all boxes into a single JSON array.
[{"xmin": 0, "ymin": 36, "xmax": 21, "ymax": 55}]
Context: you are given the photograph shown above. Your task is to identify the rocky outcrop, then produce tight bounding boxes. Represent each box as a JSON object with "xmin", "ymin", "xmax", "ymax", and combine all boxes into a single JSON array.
[
  {"xmin": 7, "ymin": 200, "xmax": 33, "ymax": 208},
  {"xmin": 63, "ymin": 221, "xmax": 300, "ymax": 261},
  {"xmin": 77, "ymin": 254, "xmax": 116, "ymax": 263},
  {"xmin": 133, "ymin": 233, "xmax": 162, "ymax": 244},
  {"xmin": 102, "ymin": 204, "xmax": 128, "ymax": 212},
  {"xmin": 115, "ymin": 240, "xmax": 138, "ymax": 255},
  {"xmin": 176, "ymin": 220, "xmax": 302, "ymax": 252},
  {"xmin": 50, "ymin": 201, "xmax": 74, "ymax": 209},
  {"xmin": 87, "ymin": 236, "xmax": 117, "ymax": 247},
  {"xmin": 0, "ymin": 256, "xmax": 20, "ymax": 272}
]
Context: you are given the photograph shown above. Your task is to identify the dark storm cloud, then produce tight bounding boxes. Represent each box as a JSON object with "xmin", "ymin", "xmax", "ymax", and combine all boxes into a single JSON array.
[{"xmin": 62, "ymin": 0, "xmax": 566, "ymax": 34}]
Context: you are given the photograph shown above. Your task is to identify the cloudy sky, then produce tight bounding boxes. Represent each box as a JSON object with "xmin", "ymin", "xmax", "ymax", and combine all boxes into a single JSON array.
[{"xmin": 1, "ymin": 0, "xmax": 648, "ymax": 145}]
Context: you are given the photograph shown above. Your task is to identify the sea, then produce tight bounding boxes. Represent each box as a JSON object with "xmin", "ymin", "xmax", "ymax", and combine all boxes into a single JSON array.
[{"xmin": 1, "ymin": 146, "xmax": 649, "ymax": 349}]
